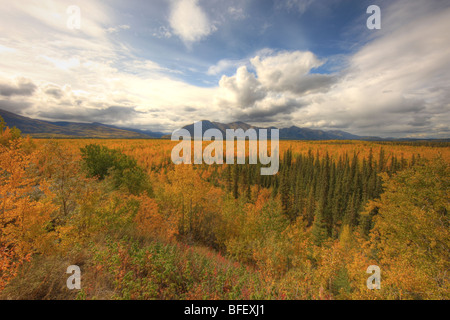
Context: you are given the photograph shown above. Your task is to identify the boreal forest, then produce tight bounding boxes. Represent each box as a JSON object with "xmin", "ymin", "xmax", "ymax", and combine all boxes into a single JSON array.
[{"xmin": 1, "ymin": 117, "xmax": 448, "ymax": 300}]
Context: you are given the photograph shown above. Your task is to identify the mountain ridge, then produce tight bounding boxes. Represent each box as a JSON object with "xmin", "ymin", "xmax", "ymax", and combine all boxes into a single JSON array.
[
  {"xmin": 168, "ymin": 120, "xmax": 383, "ymax": 141},
  {"xmin": 2, "ymin": 109, "xmax": 445, "ymax": 141},
  {"xmin": 0, "ymin": 109, "xmax": 164, "ymax": 139}
]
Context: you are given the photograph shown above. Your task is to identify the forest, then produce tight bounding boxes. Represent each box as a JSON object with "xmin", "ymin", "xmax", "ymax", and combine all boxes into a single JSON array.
[{"xmin": 0, "ymin": 117, "xmax": 449, "ymax": 300}]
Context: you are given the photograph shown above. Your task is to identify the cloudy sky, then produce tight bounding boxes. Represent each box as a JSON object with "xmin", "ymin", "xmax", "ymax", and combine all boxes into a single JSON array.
[{"xmin": 0, "ymin": 0, "xmax": 449, "ymax": 137}]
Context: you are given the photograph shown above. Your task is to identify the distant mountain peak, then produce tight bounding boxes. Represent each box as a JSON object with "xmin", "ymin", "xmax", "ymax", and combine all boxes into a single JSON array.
[
  {"xmin": 176, "ymin": 120, "xmax": 382, "ymax": 141},
  {"xmin": 0, "ymin": 109, "xmax": 387, "ymax": 141},
  {"xmin": 0, "ymin": 109, "xmax": 164, "ymax": 139}
]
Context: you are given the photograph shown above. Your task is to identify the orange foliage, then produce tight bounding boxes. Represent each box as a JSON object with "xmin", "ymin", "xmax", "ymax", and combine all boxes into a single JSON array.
[
  {"xmin": 134, "ymin": 195, "xmax": 177, "ymax": 242},
  {"xmin": 0, "ymin": 140, "xmax": 57, "ymax": 289}
]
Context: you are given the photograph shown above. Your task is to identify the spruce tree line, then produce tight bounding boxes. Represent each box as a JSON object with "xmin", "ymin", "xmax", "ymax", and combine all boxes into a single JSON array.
[{"xmin": 218, "ymin": 147, "xmax": 418, "ymax": 243}]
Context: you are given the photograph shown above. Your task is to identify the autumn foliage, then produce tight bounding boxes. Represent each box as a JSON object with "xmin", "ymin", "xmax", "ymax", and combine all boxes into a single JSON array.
[{"xmin": 0, "ymin": 117, "xmax": 449, "ymax": 299}]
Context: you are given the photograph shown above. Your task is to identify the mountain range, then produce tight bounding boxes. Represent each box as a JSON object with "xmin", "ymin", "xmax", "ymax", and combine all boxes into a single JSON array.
[
  {"xmin": 170, "ymin": 120, "xmax": 383, "ymax": 141},
  {"xmin": 0, "ymin": 108, "xmax": 426, "ymax": 141},
  {"xmin": 0, "ymin": 109, "xmax": 164, "ymax": 139}
]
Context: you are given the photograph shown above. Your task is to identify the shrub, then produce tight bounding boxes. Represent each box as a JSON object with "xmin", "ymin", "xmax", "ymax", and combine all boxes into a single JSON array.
[{"xmin": 80, "ymin": 144, "xmax": 151, "ymax": 195}]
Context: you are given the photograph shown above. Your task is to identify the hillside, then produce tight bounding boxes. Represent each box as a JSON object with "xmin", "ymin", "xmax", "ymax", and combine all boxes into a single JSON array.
[
  {"xmin": 3, "ymin": 110, "xmax": 438, "ymax": 141},
  {"xmin": 1, "ymin": 135, "xmax": 448, "ymax": 300},
  {"xmin": 0, "ymin": 109, "xmax": 163, "ymax": 139},
  {"xmin": 166, "ymin": 120, "xmax": 382, "ymax": 140}
]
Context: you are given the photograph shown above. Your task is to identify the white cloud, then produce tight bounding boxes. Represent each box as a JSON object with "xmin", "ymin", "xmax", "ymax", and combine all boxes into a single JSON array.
[
  {"xmin": 0, "ymin": 1, "xmax": 113, "ymax": 39},
  {"xmin": 212, "ymin": 50, "xmax": 334, "ymax": 124},
  {"xmin": 227, "ymin": 6, "xmax": 246, "ymax": 20},
  {"xmin": 210, "ymin": 0, "xmax": 450, "ymax": 137},
  {"xmin": 0, "ymin": 45, "xmax": 16, "ymax": 54},
  {"xmin": 0, "ymin": 0, "xmax": 221, "ymax": 132},
  {"xmin": 217, "ymin": 66, "xmax": 265, "ymax": 109},
  {"xmin": 0, "ymin": 0, "xmax": 449, "ymax": 137},
  {"xmin": 207, "ymin": 58, "xmax": 248, "ymax": 75},
  {"xmin": 152, "ymin": 26, "xmax": 172, "ymax": 39},
  {"xmin": 250, "ymin": 51, "xmax": 334, "ymax": 94},
  {"xmin": 107, "ymin": 25, "xmax": 130, "ymax": 33},
  {"xmin": 280, "ymin": 0, "xmax": 316, "ymax": 14},
  {"xmin": 169, "ymin": 0, "xmax": 216, "ymax": 45},
  {"xmin": 293, "ymin": 0, "xmax": 450, "ymax": 137}
]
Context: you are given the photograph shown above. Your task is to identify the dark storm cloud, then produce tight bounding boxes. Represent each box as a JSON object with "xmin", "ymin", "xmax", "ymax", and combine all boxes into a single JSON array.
[
  {"xmin": 45, "ymin": 87, "xmax": 63, "ymax": 99},
  {"xmin": 386, "ymin": 100, "xmax": 426, "ymax": 114},
  {"xmin": 0, "ymin": 79, "xmax": 37, "ymax": 97},
  {"xmin": 231, "ymin": 100, "xmax": 301, "ymax": 123},
  {"xmin": 38, "ymin": 106, "xmax": 145, "ymax": 123},
  {"xmin": 408, "ymin": 115, "xmax": 431, "ymax": 127},
  {"xmin": 289, "ymin": 74, "xmax": 337, "ymax": 95},
  {"xmin": 0, "ymin": 99, "xmax": 32, "ymax": 113},
  {"xmin": 184, "ymin": 106, "xmax": 197, "ymax": 112}
]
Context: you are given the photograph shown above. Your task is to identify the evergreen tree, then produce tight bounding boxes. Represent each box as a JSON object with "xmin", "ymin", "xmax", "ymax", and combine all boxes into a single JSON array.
[
  {"xmin": 233, "ymin": 164, "xmax": 239, "ymax": 199},
  {"xmin": 312, "ymin": 202, "xmax": 328, "ymax": 245}
]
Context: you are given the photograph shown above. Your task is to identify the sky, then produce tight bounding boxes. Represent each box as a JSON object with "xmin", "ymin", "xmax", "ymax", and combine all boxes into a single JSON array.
[{"xmin": 0, "ymin": 0, "xmax": 449, "ymax": 138}]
